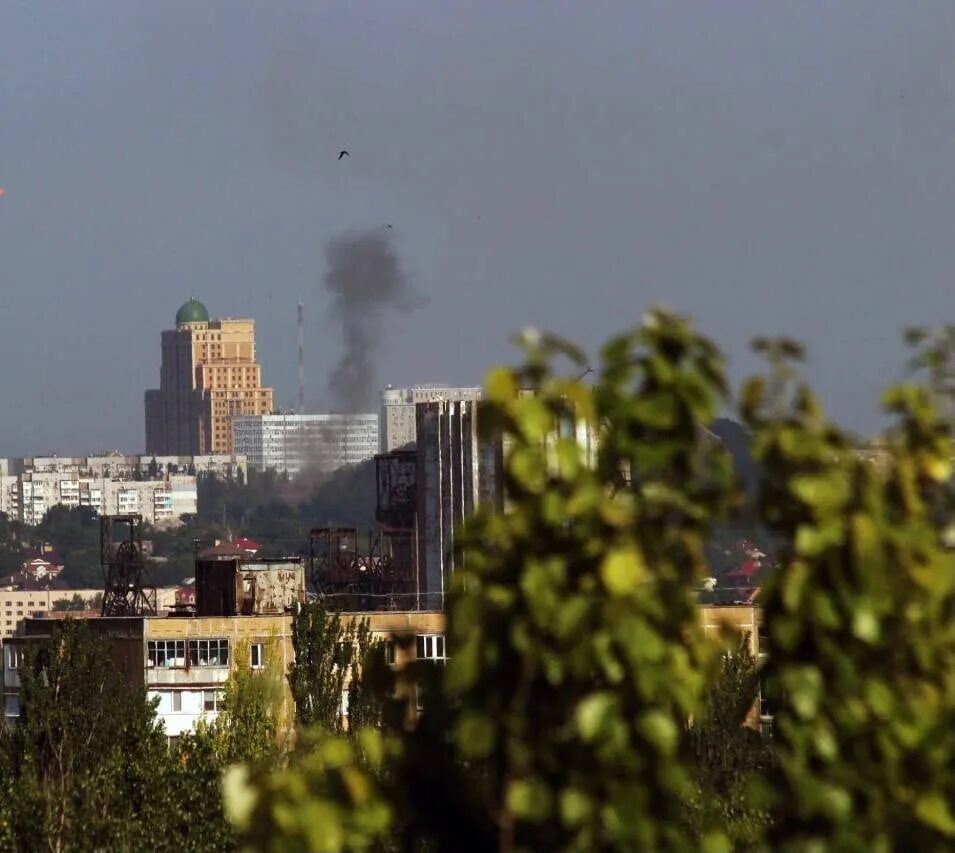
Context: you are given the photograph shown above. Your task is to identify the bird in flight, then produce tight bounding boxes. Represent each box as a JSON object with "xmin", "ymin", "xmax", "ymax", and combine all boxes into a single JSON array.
[{"xmin": 338, "ymin": 150, "xmax": 350, "ymax": 160}]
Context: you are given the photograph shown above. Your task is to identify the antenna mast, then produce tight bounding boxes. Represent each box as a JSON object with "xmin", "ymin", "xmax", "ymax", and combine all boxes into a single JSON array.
[{"xmin": 298, "ymin": 299, "xmax": 305, "ymax": 414}]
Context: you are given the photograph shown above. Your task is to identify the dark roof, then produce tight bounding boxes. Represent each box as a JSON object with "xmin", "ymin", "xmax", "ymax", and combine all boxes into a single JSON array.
[{"xmin": 198, "ymin": 542, "xmax": 245, "ymax": 560}]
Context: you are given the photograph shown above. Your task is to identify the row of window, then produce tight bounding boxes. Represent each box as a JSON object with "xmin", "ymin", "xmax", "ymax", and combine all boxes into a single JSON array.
[
  {"xmin": 157, "ymin": 689, "xmax": 223, "ymax": 713},
  {"xmin": 147, "ymin": 639, "xmax": 265, "ymax": 669}
]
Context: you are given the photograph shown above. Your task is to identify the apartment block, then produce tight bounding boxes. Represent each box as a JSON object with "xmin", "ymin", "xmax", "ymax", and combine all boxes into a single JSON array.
[{"xmin": 232, "ymin": 413, "xmax": 379, "ymax": 477}]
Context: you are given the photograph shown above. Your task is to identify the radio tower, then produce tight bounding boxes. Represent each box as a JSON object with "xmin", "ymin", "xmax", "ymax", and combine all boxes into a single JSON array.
[{"xmin": 297, "ymin": 299, "xmax": 305, "ymax": 414}]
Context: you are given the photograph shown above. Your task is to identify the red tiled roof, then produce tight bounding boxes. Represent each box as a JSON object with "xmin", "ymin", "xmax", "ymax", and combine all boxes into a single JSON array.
[{"xmin": 727, "ymin": 558, "xmax": 760, "ymax": 578}]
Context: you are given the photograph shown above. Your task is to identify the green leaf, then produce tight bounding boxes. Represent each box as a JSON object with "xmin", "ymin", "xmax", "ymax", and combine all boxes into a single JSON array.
[
  {"xmin": 576, "ymin": 692, "xmax": 616, "ymax": 741},
  {"xmin": 559, "ymin": 788, "xmax": 592, "ymax": 826},
  {"xmin": 915, "ymin": 793, "xmax": 955, "ymax": 836},
  {"xmin": 507, "ymin": 778, "xmax": 553, "ymax": 822},
  {"xmin": 637, "ymin": 711, "xmax": 678, "ymax": 755},
  {"xmin": 454, "ymin": 711, "xmax": 495, "ymax": 760},
  {"xmin": 599, "ymin": 546, "xmax": 648, "ymax": 596}
]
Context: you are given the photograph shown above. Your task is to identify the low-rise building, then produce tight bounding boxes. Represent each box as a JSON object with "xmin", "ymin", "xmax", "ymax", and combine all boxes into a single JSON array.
[{"xmin": 0, "ymin": 453, "xmax": 246, "ymax": 481}]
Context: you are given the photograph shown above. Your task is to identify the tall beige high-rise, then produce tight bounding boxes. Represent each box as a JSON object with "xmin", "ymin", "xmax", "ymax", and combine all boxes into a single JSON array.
[{"xmin": 145, "ymin": 299, "xmax": 274, "ymax": 455}]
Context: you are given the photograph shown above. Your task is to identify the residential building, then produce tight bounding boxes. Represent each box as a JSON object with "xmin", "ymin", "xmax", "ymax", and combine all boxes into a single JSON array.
[
  {"xmin": 0, "ymin": 587, "xmax": 179, "ymax": 640},
  {"xmin": 233, "ymin": 413, "xmax": 379, "ymax": 477},
  {"xmin": 0, "ymin": 546, "xmax": 447, "ymax": 738},
  {"xmin": 0, "ymin": 453, "xmax": 247, "ymax": 482},
  {"xmin": 1, "ymin": 471, "xmax": 197, "ymax": 527},
  {"xmin": 380, "ymin": 385, "xmax": 482, "ymax": 453},
  {"xmin": 144, "ymin": 299, "xmax": 274, "ymax": 456}
]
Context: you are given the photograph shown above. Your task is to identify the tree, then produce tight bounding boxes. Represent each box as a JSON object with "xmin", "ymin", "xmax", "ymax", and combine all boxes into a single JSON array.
[
  {"xmin": 213, "ymin": 638, "xmax": 286, "ymax": 766},
  {"xmin": 224, "ymin": 314, "xmax": 955, "ymax": 852},
  {"xmin": 5, "ymin": 620, "xmax": 172, "ymax": 852},
  {"xmin": 288, "ymin": 601, "xmax": 381, "ymax": 733},
  {"xmin": 742, "ymin": 335, "xmax": 955, "ymax": 851},
  {"xmin": 228, "ymin": 311, "xmax": 740, "ymax": 852},
  {"xmin": 685, "ymin": 635, "xmax": 773, "ymax": 847}
]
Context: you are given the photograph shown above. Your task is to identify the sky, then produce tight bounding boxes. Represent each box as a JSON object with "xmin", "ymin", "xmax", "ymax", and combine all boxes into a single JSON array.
[{"xmin": 0, "ymin": 1, "xmax": 952, "ymax": 455}]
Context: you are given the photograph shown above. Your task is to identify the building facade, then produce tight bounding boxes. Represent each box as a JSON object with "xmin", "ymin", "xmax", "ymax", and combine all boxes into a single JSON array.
[
  {"xmin": 144, "ymin": 299, "xmax": 274, "ymax": 456},
  {"xmin": 233, "ymin": 413, "xmax": 379, "ymax": 477},
  {"xmin": 0, "ymin": 453, "xmax": 247, "ymax": 482},
  {"xmin": 0, "ymin": 587, "xmax": 178, "ymax": 640},
  {"xmin": 0, "ymin": 470, "xmax": 197, "ymax": 527},
  {"xmin": 380, "ymin": 385, "xmax": 483, "ymax": 453}
]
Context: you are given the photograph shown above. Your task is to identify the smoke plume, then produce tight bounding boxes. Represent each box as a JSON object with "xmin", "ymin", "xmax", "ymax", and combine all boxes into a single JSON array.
[{"xmin": 324, "ymin": 229, "xmax": 426, "ymax": 412}]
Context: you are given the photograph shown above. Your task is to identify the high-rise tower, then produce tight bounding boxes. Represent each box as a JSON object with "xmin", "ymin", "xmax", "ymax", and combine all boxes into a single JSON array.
[{"xmin": 144, "ymin": 299, "xmax": 275, "ymax": 455}]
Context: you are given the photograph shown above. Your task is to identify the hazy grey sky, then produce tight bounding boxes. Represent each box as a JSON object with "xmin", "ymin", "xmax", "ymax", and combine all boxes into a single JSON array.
[{"xmin": 0, "ymin": 1, "xmax": 952, "ymax": 454}]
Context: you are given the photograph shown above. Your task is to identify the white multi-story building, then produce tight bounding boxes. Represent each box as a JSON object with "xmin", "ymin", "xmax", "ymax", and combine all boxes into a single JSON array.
[
  {"xmin": 0, "ymin": 472, "xmax": 197, "ymax": 527},
  {"xmin": 380, "ymin": 384, "xmax": 483, "ymax": 453},
  {"xmin": 232, "ymin": 413, "xmax": 379, "ymax": 477},
  {"xmin": 0, "ymin": 453, "xmax": 247, "ymax": 482}
]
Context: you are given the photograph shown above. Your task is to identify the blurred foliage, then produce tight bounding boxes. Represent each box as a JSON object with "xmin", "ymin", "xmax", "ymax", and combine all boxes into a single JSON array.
[
  {"xmin": 223, "ymin": 728, "xmax": 395, "ymax": 853},
  {"xmin": 743, "ymin": 330, "xmax": 955, "ymax": 852}
]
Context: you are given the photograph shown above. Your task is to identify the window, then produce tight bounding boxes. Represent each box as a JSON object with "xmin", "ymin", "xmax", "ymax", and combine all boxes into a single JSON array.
[
  {"xmin": 384, "ymin": 641, "xmax": 396, "ymax": 667},
  {"xmin": 250, "ymin": 643, "xmax": 264, "ymax": 669},
  {"xmin": 147, "ymin": 640, "xmax": 186, "ymax": 668},
  {"xmin": 4, "ymin": 695, "xmax": 19, "ymax": 717},
  {"xmin": 202, "ymin": 690, "xmax": 224, "ymax": 712},
  {"xmin": 6, "ymin": 647, "xmax": 24, "ymax": 670},
  {"xmin": 415, "ymin": 634, "xmax": 447, "ymax": 662},
  {"xmin": 189, "ymin": 638, "xmax": 229, "ymax": 667},
  {"xmin": 171, "ymin": 691, "xmax": 182, "ymax": 713}
]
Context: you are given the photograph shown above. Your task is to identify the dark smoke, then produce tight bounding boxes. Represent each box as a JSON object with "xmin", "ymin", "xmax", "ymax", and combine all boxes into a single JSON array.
[{"xmin": 324, "ymin": 229, "xmax": 426, "ymax": 413}]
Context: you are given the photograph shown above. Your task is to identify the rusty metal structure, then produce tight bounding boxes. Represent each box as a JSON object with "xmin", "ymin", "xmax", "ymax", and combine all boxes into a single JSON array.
[
  {"xmin": 375, "ymin": 449, "xmax": 417, "ymax": 528},
  {"xmin": 100, "ymin": 514, "xmax": 157, "ymax": 617},
  {"xmin": 308, "ymin": 526, "xmax": 418, "ymax": 611},
  {"xmin": 194, "ymin": 554, "xmax": 304, "ymax": 616}
]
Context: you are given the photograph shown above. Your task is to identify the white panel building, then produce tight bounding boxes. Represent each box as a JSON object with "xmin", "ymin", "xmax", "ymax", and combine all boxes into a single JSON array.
[{"xmin": 232, "ymin": 413, "xmax": 379, "ymax": 477}]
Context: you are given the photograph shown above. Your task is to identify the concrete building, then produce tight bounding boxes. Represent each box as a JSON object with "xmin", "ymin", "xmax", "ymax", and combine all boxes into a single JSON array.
[
  {"xmin": 412, "ymin": 397, "xmax": 599, "ymax": 608},
  {"xmin": 0, "ymin": 587, "xmax": 178, "ymax": 640},
  {"xmin": 144, "ymin": 299, "xmax": 274, "ymax": 456},
  {"xmin": 380, "ymin": 385, "xmax": 483, "ymax": 453},
  {"xmin": 0, "ymin": 541, "xmax": 446, "ymax": 739},
  {"xmin": 0, "ymin": 453, "xmax": 247, "ymax": 482},
  {"xmin": 0, "ymin": 470, "xmax": 197, "ymax": 527},
  {"xmin": 233, "ymin": 413, "xmax": 379, "ymax": 477}
]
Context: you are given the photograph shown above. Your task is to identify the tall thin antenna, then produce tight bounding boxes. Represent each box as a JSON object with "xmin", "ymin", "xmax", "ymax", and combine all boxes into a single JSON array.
[{"xmin": 298, "ymin": 298, "xmax": 305, "ymax": 414}]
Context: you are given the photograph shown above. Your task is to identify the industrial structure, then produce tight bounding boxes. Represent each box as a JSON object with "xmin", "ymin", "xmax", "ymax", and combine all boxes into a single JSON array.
[
  {"xmin": 232, "ymin": 412, "xmax": 378, "ymax": 477},
  {"xmin": 379, "ymin": 384, "xmax": 483, "ymax": 452},
  {"xmin": 100, "ymin": 514, "xmax": 157, "ymax": 617},
  {"xmin": 144, "ymin": 299, "xmax": 274, "ymax": 456}
]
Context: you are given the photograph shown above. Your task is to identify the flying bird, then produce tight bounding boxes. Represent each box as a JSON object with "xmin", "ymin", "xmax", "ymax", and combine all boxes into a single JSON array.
[{"xmin": 338, "ymin": 150, "xmax": 350, "ymax": 160}]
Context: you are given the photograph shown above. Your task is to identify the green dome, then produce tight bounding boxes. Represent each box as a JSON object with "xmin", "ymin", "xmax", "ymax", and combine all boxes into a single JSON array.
[{"xmin": 176, "ymin": 298, "xmax": 210, "ymax": 325}]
